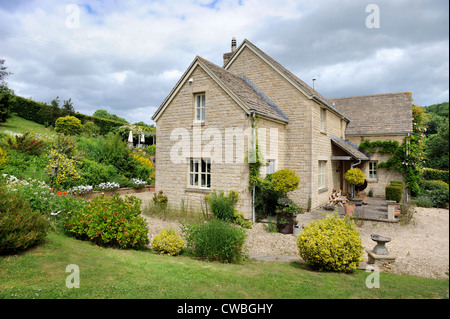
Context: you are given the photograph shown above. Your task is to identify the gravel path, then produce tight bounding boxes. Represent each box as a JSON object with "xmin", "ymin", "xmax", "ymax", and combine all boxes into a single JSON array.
[{"xmin": 130, "ymin": 192, "xmax": 449, "ymax": 279}]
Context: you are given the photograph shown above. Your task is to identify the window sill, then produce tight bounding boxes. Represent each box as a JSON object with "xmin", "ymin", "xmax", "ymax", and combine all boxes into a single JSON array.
[
  {"xmin": 318, "ymin": 187, "xmax": 328, "ymax": 194},
  {"xmin": 185, "ymin": 188, "xmax": 211, "ymax": 194}
]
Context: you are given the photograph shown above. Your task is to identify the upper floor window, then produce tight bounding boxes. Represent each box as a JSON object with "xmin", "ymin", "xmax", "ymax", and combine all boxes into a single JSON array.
[
  {"xmin": 195, "ymin": 93, "xmax": 205, "ymax": 122},
  {"xmin": 320, "ymin": 108, "xmax": 326, "ymax": 132}
]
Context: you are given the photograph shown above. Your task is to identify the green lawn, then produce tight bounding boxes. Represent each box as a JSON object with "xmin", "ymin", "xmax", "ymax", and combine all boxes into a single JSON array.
[
  {"xmin": 0, "ymin": 231, "xmax": 448, "ymax": 299},
  {"xmin": 0, "ymin": 115, "xmax": 56, "ymax": 137}
]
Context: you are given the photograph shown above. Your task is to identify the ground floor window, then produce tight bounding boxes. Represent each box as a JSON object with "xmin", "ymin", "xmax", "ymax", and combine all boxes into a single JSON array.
[
  {"xmin": 369, "ymin": 161, "xmax": 378, "ymax": 180},
  {"xmin": 318, "ymin": 160, "xmax": 326, "ymax": 190},
  {"xmin": 189, "ymin": 158, "xmax": 211, "ymax": 189}
]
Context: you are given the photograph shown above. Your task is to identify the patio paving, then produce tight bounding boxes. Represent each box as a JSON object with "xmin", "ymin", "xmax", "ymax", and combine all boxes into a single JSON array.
[{"xmin": 297, "ymin": 197, "xmax": 400, "ymax": 225}]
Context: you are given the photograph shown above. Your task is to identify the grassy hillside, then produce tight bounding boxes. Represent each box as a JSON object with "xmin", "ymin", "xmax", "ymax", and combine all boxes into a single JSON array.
[{"xmin": 0, "ymin": 115, "xmax": 56, "ymax": 137}]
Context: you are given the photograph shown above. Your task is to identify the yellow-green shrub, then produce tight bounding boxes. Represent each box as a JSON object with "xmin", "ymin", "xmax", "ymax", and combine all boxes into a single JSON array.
[
  {"xmin": 297, "ymin": 213, "xmax": 364, "ymax": 272},
  {"xmin": 151, "ymin": 228, "xmax": 185, "ymax": 256},
  {"xmin": 0, "ymin": 146, "xmax": 6, "ymax": 169},
  {"xmin": 344, "ymin": 168, "xmax": 365, "ymax": 186}
]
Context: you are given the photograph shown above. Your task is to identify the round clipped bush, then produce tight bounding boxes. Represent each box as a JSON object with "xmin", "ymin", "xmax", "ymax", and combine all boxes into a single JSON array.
[
  {"xmin": 344, "ymin": 168, "xmax": 365, "ymax": 186},
  {"xmin": 270, "ymin": 168, "xmax": 300, "ymax": 194},
  {"xmin": 55, "ymin": 115, "xmax": 83, "ymax": 135},
  {"xmin": 297, "ymin": 213, "xmax": 364, "ymax": 272},
  {"xmin": 151, "ymin": 228, "xmax": 185, "ymax": 256}
]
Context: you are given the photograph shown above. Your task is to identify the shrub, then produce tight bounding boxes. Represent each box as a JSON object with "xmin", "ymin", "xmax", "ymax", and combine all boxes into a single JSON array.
[
  {"xmin": 419, "ymin": 180, "xmax": 449, "ymax": 192},
  {"xmin": 0, "ymin": 181, "xmax": 48, "ymax": 253},
  {"xmin": 45, "ymin": 149, "xmax": 81, "ymax": 187},
  {"xmin": 151, "ymin": 228, "xmax": 185, "ymax": 256},
  {"xmin": 344, "ymin": 168, "xmax": 365, "ymax": 186},
  {"xmin": 0, "ymin": 146, "xmax": 6, "ymax": 169},
  {"xmin": 78, "ymin": 158, "xmax": 119, "ymax": 186},
  {"xmin": 232, "ymin": 209, "xmax": 252, "ymax": 229},
  {"xmin": 422, "ymin": 168, "xmax": 449, "ymax": 184},
  {"xmin": 152, "ymin": 190, "xmax": 168, "ymax": 209},
  {"xmin": 206, "ymin": 190, "xmax": 236, "ymax": 222},
  {"xmin": 385, "ymin": 185, "xmax": 403, "ymax": 203},
  {"xmin": 64, "ymin": 194, "xmax": 149, "ymax": 249},
  {"xmin": 297, "ymin": 213, "xmax": 364, "ymax": 272},
  {"xmin": 270, "ymin": 168, "xmax": 300, "ymax": 194},
  {"xmin": 182, "ymin": 219, "xmax": 247, "ymax": 263},
  {"xmin": 55, "ymin": 116, "xmax": 83, "ymax": 135},
  {"xmin": 7, "ymin": 132, "xmax": 47, "ymax": 155},
  {"xmin": 390, "ymin": 180, "xmax": 404, "ymax": 187}
]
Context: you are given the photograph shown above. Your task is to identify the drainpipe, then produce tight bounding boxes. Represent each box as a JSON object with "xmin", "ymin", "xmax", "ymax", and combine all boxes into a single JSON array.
[{"xmin": 251, "ymin": 111, "xmax": 256, "ymax": 225}]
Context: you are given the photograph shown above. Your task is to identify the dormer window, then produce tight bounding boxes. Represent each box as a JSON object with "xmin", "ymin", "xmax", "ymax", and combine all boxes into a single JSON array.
[{"xmin": 195, "ymin": 93, "xmax": 205, "ymax": 122}]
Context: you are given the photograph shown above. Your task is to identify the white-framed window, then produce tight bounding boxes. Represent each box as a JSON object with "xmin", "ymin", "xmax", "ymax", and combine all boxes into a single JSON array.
[
  {"xmin": 369, "ymin": 161, "xmax": 378, "ymax": 180},
  {"xmin": 318, "ymin": 160, "xmax": 326, "ymax": 189},
  {"xmin": 266, "ymin": 159, "xmax": 276, "ymax": 175},
  {"xmin": 195, "ymin": 93, "xmax": 205, "ymax": 122},
  {"xmin": 320, "ymin": 108, "xmax": 326, "ymax": 132},
  {"xmin": 189, "ymin": 158, "xmax": 211, "ymax": 189}
]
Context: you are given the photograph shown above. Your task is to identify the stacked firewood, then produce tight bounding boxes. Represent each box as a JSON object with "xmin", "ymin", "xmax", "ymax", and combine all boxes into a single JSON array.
[{"xmin": 325, "ymin": 188, "xmax": 348, "ymax": 206}]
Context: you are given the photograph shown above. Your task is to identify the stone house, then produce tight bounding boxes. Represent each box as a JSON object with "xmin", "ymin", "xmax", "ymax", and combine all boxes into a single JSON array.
[{"xmin": 151, "ymin": 38, "xmax": 413, "ymax": 219}]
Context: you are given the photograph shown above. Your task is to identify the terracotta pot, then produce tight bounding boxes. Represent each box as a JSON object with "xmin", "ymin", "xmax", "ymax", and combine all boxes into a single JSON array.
[
  {"xmin": 395, "ymin": 203, "xmax": 400, "ymax": 217},
  {"xmin": 343, "ymin": 203, "xmax": 355, "ymax": 217}
]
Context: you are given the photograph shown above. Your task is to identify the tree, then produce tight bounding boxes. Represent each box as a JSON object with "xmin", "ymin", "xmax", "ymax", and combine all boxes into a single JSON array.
[
  {"xmin": 0, "ymin": 59, "xmax": 12, "ymax": 86},
  {"xmin": 50, "ymin": 96, "xmax": 61, "ymax": 108},
  {"xmin": 63, "ymin": 98, "xmax": 75, "ymax": 114},
  {"xmin": 0, "ymin": 59, "xmax": 14, "ymax": 123},
  {"xmin": 425, "ymin": 117, "xmax": 449, "ymax": 170},
  {"xmin": 0, "ymin": 85, "xmax": 15, "ymax": 123}
]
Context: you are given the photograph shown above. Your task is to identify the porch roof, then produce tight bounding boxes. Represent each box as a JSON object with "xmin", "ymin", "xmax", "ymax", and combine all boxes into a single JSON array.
[{"xmin": 330, "ymin": 136, "xmax": 370, "ymax": 161}]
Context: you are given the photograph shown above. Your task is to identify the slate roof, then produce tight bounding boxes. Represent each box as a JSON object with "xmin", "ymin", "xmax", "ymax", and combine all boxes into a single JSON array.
[
  {"xmin": 330, "ymin": 136, "xmax": 370, "ymax": 161},
  {"xmin": 329, "ymin": 92, "xmax": 413, "ymax": 135}
]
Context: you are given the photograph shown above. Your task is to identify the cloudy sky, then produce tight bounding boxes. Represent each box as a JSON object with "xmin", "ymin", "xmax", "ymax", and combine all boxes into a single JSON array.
[{"xmin": 1, "ymin": 0, "xmax": 448, "ymax": 125}]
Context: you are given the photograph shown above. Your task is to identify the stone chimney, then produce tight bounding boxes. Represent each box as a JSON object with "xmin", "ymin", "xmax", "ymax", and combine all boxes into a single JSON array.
[{"xmin": 223, "ymin": 37, "xmax": 237, "ymax": 67}]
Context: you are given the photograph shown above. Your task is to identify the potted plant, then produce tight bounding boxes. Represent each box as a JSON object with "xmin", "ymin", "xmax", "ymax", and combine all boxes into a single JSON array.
[
  {"xmin": 344, "ymin": 168, "xmax": 365, "ymax": 206},
  {"xmin": 275, "ymin": 198, "xmax": 302, "ymax": 234}
]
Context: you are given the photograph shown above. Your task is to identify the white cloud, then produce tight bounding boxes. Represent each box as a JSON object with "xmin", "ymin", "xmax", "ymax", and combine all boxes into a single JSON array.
[{"xmin": 0, "ymin": 0, "xmax": 448, "ymax": 124}]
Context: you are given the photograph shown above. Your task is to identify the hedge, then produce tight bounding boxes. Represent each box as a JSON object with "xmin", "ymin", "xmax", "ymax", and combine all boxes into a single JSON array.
[
  {"xmin": 422, "ymin": 168, "xmax": 449, "ymax": 184},
  {"xmin": 10, "ymin": 95, "xmax": 124, "ymax": 135},
  {"xmin": 385, "ymin": 185, "xmax": 403, "ymax": 203},
  {"xmin": 73, "ymin": 113, "xmax": 124, "ymax": 135}
]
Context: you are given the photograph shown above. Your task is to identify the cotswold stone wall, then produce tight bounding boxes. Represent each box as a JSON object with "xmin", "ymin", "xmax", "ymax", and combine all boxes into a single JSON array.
[
  {"xmin": 346, "ymin": 135, "xmax": 407, "ymax": 197},
  {"xmin": 156, "ymin": 65, "xmax": 254, "ymax": 217},
  {"xmin": 226, "ymin": 46, "xmax": 346, "ymax": 210}
]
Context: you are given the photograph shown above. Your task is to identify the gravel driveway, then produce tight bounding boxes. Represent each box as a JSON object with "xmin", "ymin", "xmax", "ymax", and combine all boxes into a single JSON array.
[{"xmin": 131, "ymin": 192, "xmax": 449, "ymax": 279}]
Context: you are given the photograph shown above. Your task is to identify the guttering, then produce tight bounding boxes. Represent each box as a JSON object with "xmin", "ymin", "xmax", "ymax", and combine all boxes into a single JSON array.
[{"xmin": 250, "ymin": 110, "xmax": 289, "ymax": 125}]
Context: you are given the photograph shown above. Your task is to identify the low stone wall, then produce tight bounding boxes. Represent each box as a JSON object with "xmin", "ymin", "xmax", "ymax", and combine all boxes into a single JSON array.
[{"xmin": 76, "ymin": 185, "xmax": 155, "ymax": 200}]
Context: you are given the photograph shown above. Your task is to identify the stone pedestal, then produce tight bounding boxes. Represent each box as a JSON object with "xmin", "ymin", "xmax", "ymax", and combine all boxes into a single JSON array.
[
  {"xmin": 366, "ymin": 249, "xmax": 397, "ymax": 271},
  {"xmin": 386, "ymin": 200, "xmax": 396, "ymax": 220}
]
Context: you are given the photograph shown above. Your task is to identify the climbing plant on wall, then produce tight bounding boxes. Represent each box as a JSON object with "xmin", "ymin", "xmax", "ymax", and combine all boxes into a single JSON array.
[{"xmin": 358, "ymin": 105, "xmax": 426, "ymax": 197}]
